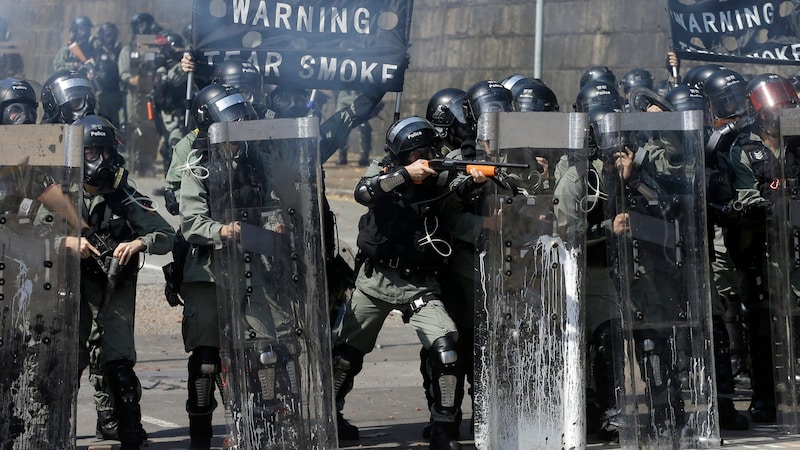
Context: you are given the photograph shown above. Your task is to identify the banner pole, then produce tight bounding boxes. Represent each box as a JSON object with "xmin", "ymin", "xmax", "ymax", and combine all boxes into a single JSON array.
[
  {"xmin": 308, "ymin": 88, "xmax": 317, "ymax": 114},
  {"xmin": 393, "ymin": 91, "xmax": 402, "ymax": 122}
]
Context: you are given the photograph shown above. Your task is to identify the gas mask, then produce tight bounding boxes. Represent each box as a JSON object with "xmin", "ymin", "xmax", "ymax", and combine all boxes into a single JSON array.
[
  {"xmin": 2, "ymin": 102, "xmax": 37, "ymax": 124},
  {"xmin": 272, "ymin": 89, "xmax": 310, "ymax": 118},
  {"xmin": 84, "ymin": 148, "xmax": 127, "ymax": 190}
]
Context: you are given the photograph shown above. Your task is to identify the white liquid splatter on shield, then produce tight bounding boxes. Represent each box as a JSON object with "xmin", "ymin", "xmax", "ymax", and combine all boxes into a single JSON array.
[{"xmin": 476, "ymin": 235, "xmax": 584, "ymax": 450}]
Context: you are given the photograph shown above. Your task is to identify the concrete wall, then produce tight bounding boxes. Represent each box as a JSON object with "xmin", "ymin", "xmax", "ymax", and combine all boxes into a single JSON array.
[{"xmin": 1, "ymin": 0, "xmax": 795, "ymax": 152}]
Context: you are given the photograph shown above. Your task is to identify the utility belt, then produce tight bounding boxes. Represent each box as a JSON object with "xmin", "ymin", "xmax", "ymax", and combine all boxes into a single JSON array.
[
  {"xmin": 400, "ymin": 294, "xmax": 440, "ymax": 323},
  {"xmin": 362, "ymin": 256, "xmax": 444, "ymax": 280}
]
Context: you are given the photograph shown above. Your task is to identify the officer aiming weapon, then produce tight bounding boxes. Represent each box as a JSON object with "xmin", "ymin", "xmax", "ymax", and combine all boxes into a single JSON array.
[
  {"xmin": 422, "ymin": 158, "xmax": 534, "ymax": 195},
  {"xmin": 422, "ymin": 158, "xmax": 529, "ymax": 177}
]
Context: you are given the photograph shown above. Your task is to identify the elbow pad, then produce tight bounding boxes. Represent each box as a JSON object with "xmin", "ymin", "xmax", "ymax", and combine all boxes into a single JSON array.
[{"xmin": 354, "ymin": 168, "xmax": 410, "ymax": 205}]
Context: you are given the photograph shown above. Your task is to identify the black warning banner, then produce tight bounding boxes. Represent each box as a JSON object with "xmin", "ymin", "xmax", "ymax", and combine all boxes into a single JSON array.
[{"xmin": 192, "ymin": 0, "xmax": 414, "ymax": 90}]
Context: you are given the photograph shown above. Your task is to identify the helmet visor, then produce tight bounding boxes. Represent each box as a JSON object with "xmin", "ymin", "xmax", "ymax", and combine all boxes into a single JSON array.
[
  {"xmin": 707, "ymin": 83, "xmax": 747, "ymax": 120},
  {"xmin": 52, "ymin": 77, "xmax": 93, "ymax": 106},
  {"xmin": 749, "ymin": 79, "xmax": 798, "ymax": 113},
  {"xmin": 446, "ymin": 92, "xmax": 466, "ymax": 125},
  {"xmin": 211, "ymin": 92, "xmax": 257, "ymax": 123},
  {"xmin": 470, "ymin": 91, "xmax": 513, "ymax": 119}
]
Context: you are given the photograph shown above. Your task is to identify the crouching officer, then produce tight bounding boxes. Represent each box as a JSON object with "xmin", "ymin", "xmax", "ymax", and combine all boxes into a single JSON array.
[
  {"xmin": 63, "ymin": 115, "xmax": 175, "ymax": 449},
  {"xmin": 332, "ymin": 116, "xmax": 464, "ymax": 450}
]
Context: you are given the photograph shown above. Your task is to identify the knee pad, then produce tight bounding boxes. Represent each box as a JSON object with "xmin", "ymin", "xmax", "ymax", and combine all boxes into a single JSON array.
[
  {"xmin": 245, "ymin": 342, "xmax": 300, "ymax": 406},
  {"xmin": 332, "ymin": 344, "xmax": 364, "ymax": 402},
  {"xmin": 188, "ymin": 346, "xmax": 220, "ymax": 415},
  {"xmin": 427, "ymin": 335, "xmax": 464, "ymax": 414},
  {"xmin": 105, "ymin": 359, "xmax": 141, "ymax": 404}
]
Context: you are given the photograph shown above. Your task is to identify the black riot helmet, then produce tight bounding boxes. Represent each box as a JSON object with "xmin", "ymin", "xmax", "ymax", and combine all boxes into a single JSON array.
[
  {"xmin": 665, "ymin": 84, "xmax": 705, "ymax": 112},
  {"xmin": 97, "ymin": 22, "xmax": 119, "ymax": 47},
  {"xmin": 158, "ymin": 32, "xmax": 185, "ymax": 63},
  {"xmin": 746, "ymin": 73, "xmax": 799, "ymax": 137},
  {"xmin": 385, "ymin": 116, "xmax": 440, "ymax": 159},
  {"xmin": 619, "ymin": 68, "xmax": 654, "ymax": 95},
  {"xmin": 515, "ymin": 82, "xmax": 559, "ymax": 112},
  {"xmin": 192, "ymin": 84, "xmax": 257, "ymax": 130},
  {"xmin": 270, "ymin": 86, "xmax": 311, "ymax": 118},
  {"xmin": 462, "ymin": 80, "xmax": 513, "ymax": 125},
  {"xmin": 131, "ymin": 12, "xmax": 160, "ymax": 35},
  {"xmin": 573, "ymin": 80, "xmax": 623, "ymax": 113},
  {"xmin": 683, "ymin": 64, "xmax": 726, "ymax": 90},
  {"xmin": 500, "ymin": 75, "xmax": 538, "ymax": 97},
  {"xmin": 746, "ymin": 73, "xmax": 799, "ymax": 115},
  {"xmin": 580, "ymin": 66, "xmax": 616, "ymax": 89},
  {"xmin": 40, "ymin": 70, "xmax": 96, "ymax": 124},
  {"xmin": 70, "ymin": 16, "xmax": 93, "ymax": 43},
  {"xmin": 426, "ymin": 87, "xmax": 466, "ymax": 128},
  {"xmin": 212, "ymin": 59, "xmax": 266, "ymax": 110},
  {"xmin": 76, "ymin": 115, "xmax": 127, "ymax": 189},
  {"xmin": 0, "ymin": 78, "xmax": 38, "ymax": 124},
  {"xmin": 426, "ymin": 87, "xmax": 473, "ymax": 148},
  {"xmin": 703, "ymin": 69, "xmax": 747, "ymax": 123}
]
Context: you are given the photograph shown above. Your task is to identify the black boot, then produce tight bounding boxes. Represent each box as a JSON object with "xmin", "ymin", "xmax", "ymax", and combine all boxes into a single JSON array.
[
  {"xmin": 419, "ymin": 346, "xmax": 434, "ymax": 439},
  {"xmin": 337, "ymin": 412, "xmax": 359, "ymax": 441},
  {"xmin": 106, "ymin": 359, "xmax": 143, "ymax": 450},
  {"xmin": 332, "ymin": 345, "xmax": 364, "ymax": 443},
  {"xmin": 187, "ymin": 347, "xmax": 220, "ymax": 450},
  {"xmin": 429, "ymin": 421, "xmax": 461, "ymax": 450},
  {"xmin": 95, "ymin": 410, "xmax": 119, "ymax": 440},
  {"xmin": 718, "ymin": 397, "xmax": 749, "ymax": 430},
  {"xmin": 748, "ymin": 398, "xmax": 776, "ymax": 423},
  {"xmin": 189, "ymin": 413, "xmax": 213, "ymax": 450}
]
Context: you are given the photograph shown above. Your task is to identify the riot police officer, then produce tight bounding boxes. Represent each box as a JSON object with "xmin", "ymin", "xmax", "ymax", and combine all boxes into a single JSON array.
[
  {"xmin": 91, "ymin": 22, "xmax": 124, "ymax": 128},
  {"xmin": 728, "ymin": 73, "xmax": 800, "ymax": 423},
  {"xmin": 64, "ymin": 115, "xmax": 174, "ymax": 449},
  {"xmin": 573, "ymin": 79, "xmax": 624, "ymax": 113},
  {"xmin": 665, "ymin": 82, "xmax": 750, "ymax": 431},
  {"xmin": 152, "ymin": 32, "xmax": 189, "ymax": 176},
  {"xmin": 53, "ymin": 16, "xmax": 95, "ymax": 75},
  {"xmin": 164, "ymin": 58, "xmax": 268, "ymax": 216},
  {"xmin": 426, "ymin": 87, "xmax": 469, "ymax": 155},
  {"xmin": 703, "ymin": 67, "xmax": 754, "ymax": 393},
  {"xmin": 333, "ymin": 116, "xmax": 466, "ymax": 450},
  {"xmin": 177, "ymin": 84, "xmax": 258, "ymax": 449},
  {"xmin": 118, "ymin": 12, "xmax": 163, "ymax": 177},
  {"xmin": 0, "ymin": 78, "xmax": 37, "ymax": 124},
  {"xmin": 40, "ymin": 70, "xmax": 96, "ymax": 124}
]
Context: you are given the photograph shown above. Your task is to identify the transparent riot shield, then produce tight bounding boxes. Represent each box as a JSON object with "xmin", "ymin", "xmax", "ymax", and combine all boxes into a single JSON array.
[
  {"xmin": 0, "ymin": 124, "xmax": 83, "ymax": 449},
  {"xmin": 474, "ymin": 111, "xmax": 588, "ymax": 449},
  {"xmin": 770, "ymin": 107, "xmax": 800, "ymax": 432},
  {"xmin": 207, "ymin": 118, "xmax": 336, "ymax": 449},
  {"xmin": 598, "ymin": 111, "xmax": 720, "ymax": 448}
]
